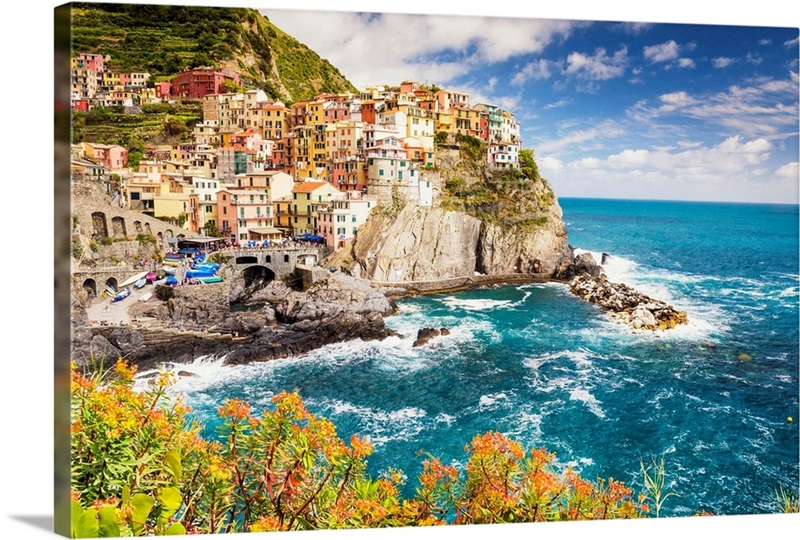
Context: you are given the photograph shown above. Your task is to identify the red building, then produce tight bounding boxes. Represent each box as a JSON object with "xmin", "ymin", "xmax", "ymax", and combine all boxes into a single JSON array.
[
  {"xmin": 169, "ymin": 68, "xmax": 241, "ymax": 100},
  {"xmin": 154, "ymin": 82, "xmax": 172, "ymax": 100}
]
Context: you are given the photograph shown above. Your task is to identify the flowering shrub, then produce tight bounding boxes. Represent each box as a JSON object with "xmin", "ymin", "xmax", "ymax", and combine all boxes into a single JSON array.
[{"xmin": 71, "ymin": 360, "xmax": 654, "ymax": 537}]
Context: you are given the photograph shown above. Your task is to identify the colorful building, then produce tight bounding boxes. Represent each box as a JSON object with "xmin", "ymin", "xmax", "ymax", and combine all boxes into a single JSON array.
[{"xmin": 170, "ymin": 68, "xmax": 241, "ymax": 100}]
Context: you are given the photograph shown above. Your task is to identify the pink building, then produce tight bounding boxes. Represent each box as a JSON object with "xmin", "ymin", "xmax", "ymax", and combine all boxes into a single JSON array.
[
  {"xmin": 81, "ymin": 143, "xmax": 129, "ymax": 170},
  {"xmin": 75, "ymin": 53, "xmax": 106, "ymax": 72},
  {"xmin": 155, "ymin": 82, "xmax": 172, "ymax": 99}
]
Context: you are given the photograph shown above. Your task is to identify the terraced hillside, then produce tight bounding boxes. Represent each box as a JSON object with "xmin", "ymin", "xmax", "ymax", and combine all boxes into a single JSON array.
[{"xmin": 70, "ymin": 2, "xmax": 357, "ymax": 102}]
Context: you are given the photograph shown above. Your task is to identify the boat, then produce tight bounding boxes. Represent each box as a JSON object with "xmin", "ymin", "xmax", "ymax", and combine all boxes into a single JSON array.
[
  {"xmin": 163, "ymin": 260, "xmax": 181, "ymax": 267},
  {"xmin": 186, "ymin": 269, "xmax": 216, "ymax": 279},
  {"xmin": 138, "ymin": 292, "xmax": 153, "ymax": 302},
  {"xmin": 197, "ymin": 276, "xmax": 224, "ymax": 284},
  {"xmin": 112, "ymin": 288, "xmax": 131, "ymax": 302},
  {"xmin": 134, "ymin": 277, "xmax": 146, "ymax": 289},
  {"xmin": 145, "ymin": 272, "xmax": 157, "ymax": 283},
  {"xmin": 165, "ymin": 275, "xmax": 179, "ymax": 287},
  {"xmin": 162, "ymin": 265, "xmax": 177, "ymax": 275}
]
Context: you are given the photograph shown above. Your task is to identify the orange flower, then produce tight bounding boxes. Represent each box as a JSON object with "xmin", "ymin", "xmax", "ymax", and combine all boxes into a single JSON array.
[{"xmin": 218, "ymin": 398, "xmax": 251, "ymax": 421}]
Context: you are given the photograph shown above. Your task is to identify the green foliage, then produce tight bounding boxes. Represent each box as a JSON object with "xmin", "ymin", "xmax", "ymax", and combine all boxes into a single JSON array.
[
  {"xmin": 640, "ymin": 454, "xmax": 680, "ymax": 518},
  {"xmin": 154, "ymin": 285, "xmax": 174, "ymax": 301},
  {"xmin": 776, "ymin": 485, "xmax": 799, "ymax": 513},
  {"xmin": 519, "ymin": 148, "xmax": 540, "ymax": 182},
  {"xmin": 434, "ymin": 131, "xmax": 449, "ymax": 146},
  {"xmin": 127, "ymin": 150, "xmax": 143, "ymax": 170},
  {"xmin": 136, "ymin": 234, "xmax": 156, "ymax": 246},
  {"xmin": 455, "ymin": 133, "xmax": 484, "ymax": 162}
]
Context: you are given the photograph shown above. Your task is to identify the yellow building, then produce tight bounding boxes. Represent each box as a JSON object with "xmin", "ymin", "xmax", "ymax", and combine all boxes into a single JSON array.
[{"xmin": 290, "ymin": 181, "xmax": 339, "ymax": 235}]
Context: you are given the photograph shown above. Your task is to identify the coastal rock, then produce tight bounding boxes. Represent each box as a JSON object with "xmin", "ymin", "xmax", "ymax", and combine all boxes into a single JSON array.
[
  {"xmin": 412, "ymin": 327, "xmax": 449, "ymax": 347},
  {"xmin": 569, "ymin": 273, "xmax": 688, "ymax": 331},
  {"xmin": 353, "ymin": 205, "xmax": 483, "ymax": 282},
  {"xmin": 277, "ymin": 273, "xmax": 396, "ymax": 322},
  {"xmin": 553, "ymin": 251, "xmax": 603, "ymax": 281},
  {"xmin": 224, "ymin": 311, "xmax": 397, "ymax": 365},
  {"xmin": 351, "ymin": 202, "xmax": 573, "ymax": 283}
]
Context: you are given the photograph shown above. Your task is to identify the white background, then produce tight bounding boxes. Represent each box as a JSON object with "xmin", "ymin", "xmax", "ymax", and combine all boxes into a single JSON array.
[{"xmin": 1, "ymin": 0, "xmax": 797, "ymax": 538}]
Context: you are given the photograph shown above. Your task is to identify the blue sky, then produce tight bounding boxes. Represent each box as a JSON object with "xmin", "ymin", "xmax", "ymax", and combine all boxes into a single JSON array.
[{"xmin": 263, "ymin": 2, "xmax": 799, "ymax": 203}]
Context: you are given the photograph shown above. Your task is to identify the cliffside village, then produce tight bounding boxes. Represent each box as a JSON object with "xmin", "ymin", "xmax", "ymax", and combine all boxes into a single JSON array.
[{"xmin": 71, "ymin": 52, "xmax": 524, "ymax": 250}]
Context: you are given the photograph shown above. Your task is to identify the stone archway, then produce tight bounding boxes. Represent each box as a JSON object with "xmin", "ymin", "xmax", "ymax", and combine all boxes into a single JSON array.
[
  {"xmin": 241, "ymin": 265, "xmax": 276, "ymax": 288},
  {"xmin": 166, "ymin": 229, "xmax": 174, "ymax": 238},
  {"xmin": 91, "ymin": 212, "xmax": 108, "ymax": 239},
  {"xmin": 133, "ymin": 220, "xmax": 143, "ymax": 234},
  {"xmin": 105, "ymin": 277, "xmax": 119, "ymax": 294},
  {"xmin": 111, "ymin": 216, "xmax": 127, "ymax": 238},
  {"xmin": 144, "ymin": 222, "xmax": 152, "ymax": 236},
  {"xmin": 82, "ymin": 278, "xmax": 97, "ymax": 298}
]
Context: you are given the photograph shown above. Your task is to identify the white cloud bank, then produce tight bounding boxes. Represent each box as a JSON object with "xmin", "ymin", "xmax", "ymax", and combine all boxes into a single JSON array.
[
  {"xmin": 264, "ymin": 9, "xmax": 578, "ymax": 88},
  {"xmin": 541, "ymin": 136, "xmax": 798, "ymax": 203}
]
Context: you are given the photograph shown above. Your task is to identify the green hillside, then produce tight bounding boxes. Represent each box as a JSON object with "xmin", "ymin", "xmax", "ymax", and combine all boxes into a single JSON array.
[{"xmin": 69, "ymin": 2, "xmax": 358, "ymax": 103}]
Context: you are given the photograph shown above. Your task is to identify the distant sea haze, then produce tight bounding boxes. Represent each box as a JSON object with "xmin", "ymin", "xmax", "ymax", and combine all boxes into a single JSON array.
[{"xmin": 146, "ymin": 198, "xmax": 799, "ymax": 518}]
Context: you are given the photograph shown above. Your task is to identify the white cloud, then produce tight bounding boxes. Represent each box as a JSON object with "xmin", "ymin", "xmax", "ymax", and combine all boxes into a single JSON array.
[
  {"xmin": 746, "ymin": 53, "xmax": 763, "ymax": 65},
  {"xmin": 785, "ymin": 36, "xmax": 800, "ymax": 48},
  {"xmin": 535, "ymin": 123, "xmax": 627, "ymax": 155},
  {"xmin": 628, "ymin": 75, "xmax": 799, "ymax": 140},
  {"xmin": 544, "ymin": 99, "xmax": 572, "ymax": 110},
  {"xmin": 678, "ymin": 58, "xmax": 695, "ymax": 68},
  {"xmin": 542, "ymin": 136, "xmax": 795, "ymax": 203},
  {"xmin": 713, "ymin": 57, "xmax": 736, "ymax": 68},
  {"xmin": 643, "ymin": 40, "xmax": 679, "ymax": 62},
  {"xmin": 565, "ymin": 46, "xmax": 628, "ymax": 80},
  {"xmin": 511, "ymin": 59, "xmax": 554, "ymax": 86},
  {"xmin": 264, "ymin": 10, "xmax": 577, "ymax": 88},
  {"xmin": 776, "ymin": 161, "xmax": 799, "ymax": 179}
]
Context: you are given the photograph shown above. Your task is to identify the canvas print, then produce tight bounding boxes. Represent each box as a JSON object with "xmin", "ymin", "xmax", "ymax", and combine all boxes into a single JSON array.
[{"xmin": 57, "ymin": 1, "xmax": 799, "ymax": 537}]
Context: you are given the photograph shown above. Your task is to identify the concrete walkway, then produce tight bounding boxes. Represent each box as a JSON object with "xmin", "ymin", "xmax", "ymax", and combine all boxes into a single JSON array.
[{"xmin": 85, "ymin": 283, "xmax": 156, "ymax": 326}]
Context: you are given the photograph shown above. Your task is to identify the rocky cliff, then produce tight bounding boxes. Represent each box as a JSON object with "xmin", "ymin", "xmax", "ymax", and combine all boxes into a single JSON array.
[{"xmin": 346, "ymin": 140, "xmax": 575, "ymax": 284}]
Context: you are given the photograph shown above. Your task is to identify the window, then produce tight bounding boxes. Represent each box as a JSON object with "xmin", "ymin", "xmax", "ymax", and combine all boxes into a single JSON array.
[
  {"xmin": 284, "ymin": 254, "xmax": 289, "ymax": 262},
  {"xmin": 266, "ymin": 255, "xmax": 271, "ymax": 263}
]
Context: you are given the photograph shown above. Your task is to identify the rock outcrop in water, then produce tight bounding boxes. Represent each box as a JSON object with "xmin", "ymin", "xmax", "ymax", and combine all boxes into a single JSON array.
[{"xmin": 569, "ymin": 273, "xmax": 689, "ymax": 331}]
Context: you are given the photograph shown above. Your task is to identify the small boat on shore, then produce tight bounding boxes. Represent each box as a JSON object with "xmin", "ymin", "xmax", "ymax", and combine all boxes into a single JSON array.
[
  {"xmin": 112, "ymin": 288, "xmax": 131, "ymax": 302},
  {"xmin": 134, "ymin": 277, "xmax": 146, "ymax": 289},
  {"xmin": 139, "ymin": 292, "xmax": 153, "ymax": 302},
  {"xmin": 162, "ymin": 265, "xmax": 177, "ymax": 275},
  {"xmin": 197, "ymin": 276, "xmax": 224, "ymax": 284}
]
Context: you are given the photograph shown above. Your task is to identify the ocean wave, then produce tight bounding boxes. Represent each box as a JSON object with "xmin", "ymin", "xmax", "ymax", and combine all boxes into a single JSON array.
[
  {"xmin": 568, "ymin": 388, "xmax": 606, "ymax": 418},
  {"xmin": 441, "ymin": 297, "xmax": 515, "ymax": 311},
  {"xmin": 478, "ymin": 392, "xmax": 508, "ymax": 409},
  {"xmin": 313, "ymin": 398, "xmax": 428, "ymax": 447}
]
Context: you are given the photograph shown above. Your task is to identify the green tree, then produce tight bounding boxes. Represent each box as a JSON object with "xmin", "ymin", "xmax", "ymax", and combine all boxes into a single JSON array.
[
  {"xmin": 519, "ymin": 149, "xmax": 540, "ymax": 181},
  {"xmin": 221, "ymin": 79, "xmax": 244, "ymax": 94}
]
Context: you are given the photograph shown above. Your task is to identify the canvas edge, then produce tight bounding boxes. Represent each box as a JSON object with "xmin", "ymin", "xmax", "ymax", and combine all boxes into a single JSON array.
[{"xmin": 54, "ymin": 2, "xmax": 73, "ymax": 538}]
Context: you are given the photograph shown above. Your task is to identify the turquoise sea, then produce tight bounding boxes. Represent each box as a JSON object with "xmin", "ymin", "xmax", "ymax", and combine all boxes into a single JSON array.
[{"xmin": 149, "ymin": 198, "xmax": 800, "ymax": 517}]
